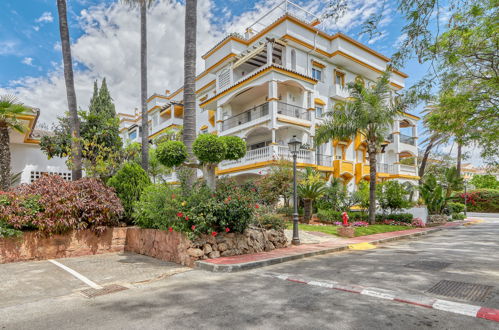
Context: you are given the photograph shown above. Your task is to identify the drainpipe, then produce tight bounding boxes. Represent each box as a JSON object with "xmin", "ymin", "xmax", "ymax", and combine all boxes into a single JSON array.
[{"xmin": 306, "ymin": 31, "xmax": 319, "ymax": 75}]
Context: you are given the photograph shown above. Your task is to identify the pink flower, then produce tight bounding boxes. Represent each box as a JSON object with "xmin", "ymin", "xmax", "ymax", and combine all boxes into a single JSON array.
[
  {"xmin": 227, "ymin": 196, "xmax": 231, "ymax": 201},
  {"xmin": 191, "ymin": 225, "xmax": 196, "ymax": 230},
  {"xmin": 225, "ymin": 227, "xmax": 230, "ymax": 233},
  {"xmin": 255, "ymin": 204, "xmax": 260, "ymax": 209},
  {"xmin": 177, "ymin": 212, "xmax": 183, "ymax": 217},
  {"xmin": 211, "ymin": 231, "xmax": 218, "ymax": 237},
  {"xmin": 168, "ymin": 227, "xmax": 173, "ymax": 232},
  {"xmin": 184, "ymin": 216, "xmax": 189, "ymax": 221}
]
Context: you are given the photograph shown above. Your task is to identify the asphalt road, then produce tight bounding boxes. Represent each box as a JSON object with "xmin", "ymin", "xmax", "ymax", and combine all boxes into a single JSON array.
[{"xmin": 1, "ymin": 213, "xmax": 498, "ymax": 330}]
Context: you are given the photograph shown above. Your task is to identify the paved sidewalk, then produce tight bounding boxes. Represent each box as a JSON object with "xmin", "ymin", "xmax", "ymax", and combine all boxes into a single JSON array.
[{"xmin": 196, "ymin": 220, "xmax": 471, "ymax": 272}]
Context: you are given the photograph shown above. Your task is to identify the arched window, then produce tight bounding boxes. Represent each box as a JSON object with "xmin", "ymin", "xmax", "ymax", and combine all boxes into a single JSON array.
[{"xmin": 290, "ymin": 49, "xmax": 296, "ymax": 70}]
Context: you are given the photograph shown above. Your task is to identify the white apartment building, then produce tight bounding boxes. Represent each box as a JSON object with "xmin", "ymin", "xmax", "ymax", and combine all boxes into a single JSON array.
[
  {"xmin": 9, "ymin": 107, "xmax": 71, "ymax": 185},
  {"xmin": 119, "ymin": 1, "xmax": 420, "ymax": 190}
]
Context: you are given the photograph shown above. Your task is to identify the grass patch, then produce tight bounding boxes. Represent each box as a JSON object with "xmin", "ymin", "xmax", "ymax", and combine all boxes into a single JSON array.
[{"xmin": 286, "ymin": 223, "xmax": 412, "ymax": 237}]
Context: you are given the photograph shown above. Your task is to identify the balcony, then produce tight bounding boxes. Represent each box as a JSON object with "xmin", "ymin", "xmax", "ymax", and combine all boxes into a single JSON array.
[
  {"xmin": 333, "ymin": 159, "xmax": 354, "ymax": 179},
  {"xmin": 376, "ymin": 163, "xmax": 396, "ymax": 174},
  {"xmin": 400, "ymin": 164, "xmax": 417, "ymax": 175},
  {"xmin": 218, "ymin": 145, "xmax": 314, "ymax": 171},
  {"xmin": 400, "ymin": 133, "xmax": 416, "ymax": 146},
  {"xmin": 277, "ymin": 102, "xmax": 310, "ymax": 121},
  {"xmin": 316, "ymin": 154, "xmax": 333, "ymax": 167},
  {"xmin": 355, "ymin": 163, "xmax": 370, "ymax": 183},
  {"xmin": 222, "ymin": 102, "xmax": 269, "ymax": 131},
  {"xmin": 329, "ymin": 84, "xmax": 350, "ymax": 99}
]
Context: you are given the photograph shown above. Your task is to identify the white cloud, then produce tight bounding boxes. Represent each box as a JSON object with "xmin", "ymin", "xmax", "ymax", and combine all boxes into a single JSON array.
[
  {"xmin": 22, "ymin": 57, "xmax": 34, "ymax": 66},
  {"xmin": 367, "ymin": 30, "xmax": 388, "ymax": 44},
  {"xmin": 33, "ymin": 26, "xmax": 40, "ymax": 32},
  {"xmin": 35, "ymin": 12, "xmax": 54, "ymax": 23},
  {"xmin": 0, "ymin": 40, "xmax": 19, "ymax": 55},
  {"xmin": 393, "ymin": 32, "xmax": 407, "ymax": 48}
]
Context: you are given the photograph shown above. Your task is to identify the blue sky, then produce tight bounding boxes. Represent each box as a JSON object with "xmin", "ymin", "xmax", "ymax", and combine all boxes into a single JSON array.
[{"xmin": 0, "ymin": 0, "xmax": 434, "ymax": 122}]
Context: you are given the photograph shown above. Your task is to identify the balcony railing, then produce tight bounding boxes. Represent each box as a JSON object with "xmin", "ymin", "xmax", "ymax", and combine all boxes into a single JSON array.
[
  {"xmin": 277, "ymin": 102, "xmax": 310, "ymax": 121},
  {"xmin": 400, "ymin": 134, "xmax": 416, "ymax": 145},
  {"xmin": 376, "ymin": 163, "xmax": 396, "ymax": 174},
  {"xmin": 316, "ymin": 154, "xmax": 333, "ymax": 167},
  {"xmin": 222, "ymin": 102, "xmax": 269, "ymax": 131},
  {"xmin": 219, "ymin": 145, "xmax": 314, "ymax": 170}
]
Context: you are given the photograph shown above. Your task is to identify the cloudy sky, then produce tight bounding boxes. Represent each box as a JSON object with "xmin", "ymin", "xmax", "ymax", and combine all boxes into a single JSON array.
[{"xmin": 1, "ymin": 0, "xmax": 470, "ymax": 162}]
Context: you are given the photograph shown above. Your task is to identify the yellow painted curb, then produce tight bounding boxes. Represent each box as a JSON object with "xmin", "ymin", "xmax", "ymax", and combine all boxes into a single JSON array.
[
  {"xmin": 348, "ymin": 242, "xmax": 376, "ymax": 250},
  {"xmin": 464, "ymin": 219, "xmax": 484, "ymax": 226}
]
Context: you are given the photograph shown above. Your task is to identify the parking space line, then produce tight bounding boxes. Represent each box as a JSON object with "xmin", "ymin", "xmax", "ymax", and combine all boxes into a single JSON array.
[{"xmin": 48, "ymin": 259, "xmax": 103, "ymax": 290}]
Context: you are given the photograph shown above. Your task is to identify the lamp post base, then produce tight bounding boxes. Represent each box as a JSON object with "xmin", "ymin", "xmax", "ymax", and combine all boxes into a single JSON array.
[{"xmin": 291, "ymin": 238, "xmax": 301, "ymax": 245}]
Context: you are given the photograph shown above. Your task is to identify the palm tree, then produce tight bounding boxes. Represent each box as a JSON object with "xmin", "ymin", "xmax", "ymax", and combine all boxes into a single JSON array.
[
  {"xmin": 121, "ymin": 0, "xmax": 155, "ymax": 171},
  {"xmin": 298, "ymin": 181, "xmax": 326, "ymax": 223},
  {"xmin": 316, "ymin": 71, "xmax": 402, "ymax": 224},
  {"xmin": 56, "ymin": 0, "xmax": 82, "ymax": 180},
  {"xmin": 182, "ymin": 0, "xmax": 198, "ymax": 188},
  {"xmin": 0, "ymin": 96, "xmax": 31, "ymax": 190}
]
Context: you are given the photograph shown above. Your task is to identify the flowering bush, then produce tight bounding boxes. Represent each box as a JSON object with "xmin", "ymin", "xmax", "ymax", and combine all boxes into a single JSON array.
[
  {"xmin": 133, "ymin": 178, "xmax": 259, "ymax": 237},
  {"xmin": 0, "ymin": 175, "xmax": 123, "ymax": 235},
  {"xmin": 351, "ymin": 221, "xmax": 369, "ymax": 227},
  {"xmin": 411, "ymin": 218, "xmax": 425, "ymax": 228},
  {"xmin": 451, "ymin": 189, "xmax": 499, "ymax": 212},
  {"xmin": 382, "ymin": 219, "xmax": 411, "ymax": 226}
]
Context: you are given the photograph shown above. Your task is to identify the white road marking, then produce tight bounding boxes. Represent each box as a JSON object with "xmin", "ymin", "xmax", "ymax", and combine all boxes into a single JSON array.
[
  {"xmin": 48, "ymin": 259, "xmax": 103, "ymax": 290},
  {"xmin": 432, "ymin": 299, "xmax": 481, "ymax": 317}
]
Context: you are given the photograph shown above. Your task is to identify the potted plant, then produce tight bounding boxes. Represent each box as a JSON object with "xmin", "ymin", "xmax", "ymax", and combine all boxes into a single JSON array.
[{"xmin": 337, "ymin": 212, "xmax": 355, "ymax": 237}]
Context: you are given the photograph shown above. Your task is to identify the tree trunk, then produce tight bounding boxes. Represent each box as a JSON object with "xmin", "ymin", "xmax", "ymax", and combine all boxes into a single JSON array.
[
  {"xmin": 418, "ymin": 136, "xmax": 436, "ymax": 185},
  {"xmin": 140, "ymin": 2, "xmax": 149, "ymax": 171},
  {"xmin": 182, "ymin": 0, "xmax": 198, "ymax": 189},
  {"xmin": 367, "ymin": 145, "xmax": 377, "ymax": 225},
  {"xmin": 303, "ymin": 198, "xmax": 312, "ymax": 223},
  {"xmin": 0, "ymin": 125, "xmax": 10, "ymax": 191},
  {"xmin": 456, "ymin": 142, "xmax": 462, "ymax": 177},
  {"xmin": 57, "ymin": 0, "xmax": 82, "ymax": 180},
  {"xmin": 202, "ymin": 164, "xmax": 217, "ymax": 190}
]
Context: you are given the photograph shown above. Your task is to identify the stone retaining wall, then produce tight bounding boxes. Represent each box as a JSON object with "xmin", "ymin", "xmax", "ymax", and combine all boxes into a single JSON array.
[
  {"xmin": 125, "ymin": 226, "xmax": 288, "ymax": 267},
  {"xmin": 0, "ymin": 228, "xmax": 127, "ymax": 263},
  {"xmin": 0, "ymin": 226, "xmax": 288, "ymax": 266}
]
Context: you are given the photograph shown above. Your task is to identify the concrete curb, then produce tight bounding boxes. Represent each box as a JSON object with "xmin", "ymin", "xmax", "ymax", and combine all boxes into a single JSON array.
[
  {"xmin": 196, "ymin": 226, "xmax": 449, "ymax": 272},
  {"xmin": 263, "ymin": 272, "xmax": 499, "ymax": 323}
]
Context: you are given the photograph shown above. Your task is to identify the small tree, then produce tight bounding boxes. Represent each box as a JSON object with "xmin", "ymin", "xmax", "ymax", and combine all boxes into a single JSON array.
[
  {"xmin": 420, "ymin": 174, "xmax": 445, "ymax": 215},
  {"xmin": 107, "ymin": 162, "xmax": 151, "ymax": 223},
  {"xmin": 256, "ymin": 160, "xmax": 293, "ymax": 207},
  {"xmin": 155, "ymin": 134, "xmax": 246, "ymax": 190},
  {"xmin": 298, "ymin": 181, "xmax": 326, "ymax": 223},
  {"xmin": 377, "ymin": 181, "xmax": 411, "ymax": 214}
]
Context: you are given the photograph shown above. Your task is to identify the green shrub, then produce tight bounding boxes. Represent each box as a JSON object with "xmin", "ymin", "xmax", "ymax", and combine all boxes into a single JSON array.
[
  {"xmin": 450, "ymin": 189, "xmax": 499, "ymax": 212},
  {"xmin": 447, "ymin": 202, "xmax": 465, "ymax": 214},
  {"xmin": 452, "ymin": 213, "xmax": 466, "ymax": 220},
  {"xmin": 0, "ymin": 220, "xmax": 22, "ymax": 238},
  {"xmin": 193, "ymin": 134, "xmax": 226, "ymax": 164},
  {"xmin": 317, "ymin": 210, "xmax": 368, "ymax": 222},
  {"xmin": 376, "ymin": 213, "xmax": 413, "ymax": 223},
  {"xmin": 133, "ymin": 179, "xmax": 258, "ymax": 236},
  {"xmin": 219, "ymin": 136, "xmax": 246, "ymax": 160},
  {"xmin": 108, "ymin": 162, "xmax": 151, "ymax": 222},
  {"xmin": 132, "ymin": 184, "xmax": 181, "ymax": 230},
  {"xmin": 377, "ymin": 181, "xmax": 411, "ymax": 213},
  {"xmin": 156, "ymin": 140, "xmax": 188, "ymax": 167},
  {"xmin": 254, "ymin": 214, "xmax": 285, "ymax": 230}
]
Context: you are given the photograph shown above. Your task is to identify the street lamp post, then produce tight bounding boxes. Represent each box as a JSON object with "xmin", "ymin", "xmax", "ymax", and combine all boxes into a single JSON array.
[{"xmin": 288, "ymin": 135, "xmax": 302, "ymax": 245}]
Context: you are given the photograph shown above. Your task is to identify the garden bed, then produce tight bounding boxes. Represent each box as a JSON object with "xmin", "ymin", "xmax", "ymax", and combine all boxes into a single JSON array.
[{"xmin": 286, "ymin": 223, "xmax": 413, "ymax": 237}]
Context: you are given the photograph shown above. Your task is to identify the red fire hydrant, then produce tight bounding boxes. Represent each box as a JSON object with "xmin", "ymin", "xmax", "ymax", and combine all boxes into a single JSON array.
[{"xmin": 342, "ymin": 212, "xmax": 349, "ymax": 227}]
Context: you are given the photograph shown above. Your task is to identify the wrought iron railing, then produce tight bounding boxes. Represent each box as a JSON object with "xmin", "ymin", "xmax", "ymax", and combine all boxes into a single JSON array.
[
  {"xmin": 400, "ymin": 134, "xmax": 416, "ymax": 145},
  {"xmin": 277, "ymin": 101, "xmax": 310, "ymax": 121},
  {"xmin": 221, "ymin": 102, "xmax": 269, "ymax": 131},
  {"xmin": 316, "ymin": 154, "xmax": 332, "ymax": 167}
]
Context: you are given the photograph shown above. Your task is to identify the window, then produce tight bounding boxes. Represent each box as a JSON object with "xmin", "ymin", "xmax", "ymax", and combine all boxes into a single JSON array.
[
  {"xmin": 218, "ymin": 68, "xmax": 230, "ymax": 89},
  {"xmin": 128, "ymin": 129, "xmax": 137, "ymax": 140},
  {"xmin": 201, "ymin": 128, "xmax": 208, "ymax": 134},
  {"xmin": 335, "ymin": 71, "xmax": 345, "ymax": 87},
  {"xmin": 312, "ymin": 68, "xmax": 322, "ymax": 81},
  {"xmin": 290, "ymin": 49, "xmax": 296, "ymax": 70},
  {"xmin": 315, "ymin": 105, "xmax": 323, "ymax": 118}
]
